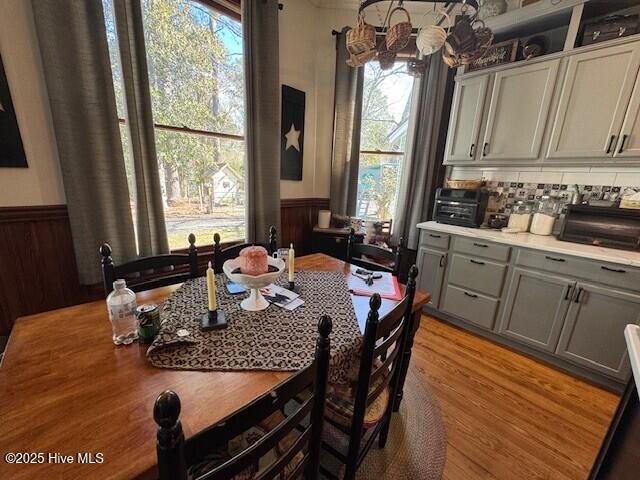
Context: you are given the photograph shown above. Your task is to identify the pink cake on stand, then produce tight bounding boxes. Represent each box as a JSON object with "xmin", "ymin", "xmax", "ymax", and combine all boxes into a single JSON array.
[{"xmin": 239, "ymin": 246, "xmax": 269, "ymax": 275}]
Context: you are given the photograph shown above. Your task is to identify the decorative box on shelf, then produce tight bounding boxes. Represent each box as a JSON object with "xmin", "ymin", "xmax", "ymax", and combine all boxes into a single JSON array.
[{"xmin": 311, "ymin": 226, "xmax": 363, "ymax": 261}]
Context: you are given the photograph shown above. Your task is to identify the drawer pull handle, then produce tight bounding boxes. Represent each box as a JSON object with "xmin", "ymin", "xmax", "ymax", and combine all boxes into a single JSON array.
[
  {"xmin": 574, "ymin": 287, "xmax": 584, "ymax": 303},
  {"xmin": 618, "ymin": 134, "xmax": 628, "ymax": 154},
  {"xmin": 606, "ymin": 135, "xmax": 616, "ymax": 154},
  {"xmin": 463, "ymin": 291, "xmax": 478, "ymax": 299},
  {"xmin": 545, "ymin": 255, "xmax": 565, "ymax": 262},
  {"xmin": 601, "ymin": 265, "xmax": 626, "ymax": 273},
  {"xmin": 439, "ymin": 255, "xmax": 446, "ymax": 268},
  {"xmin": 469, "ymin": 259, "xmax": 485, "ymax": 265},
  {"xmin": 473, "ymin": 242, "xmax": 489, "ymax": 248},
  {"xmin": 429, "ymin": 234, "xmax": 442, "ymax": 238},
  {"xmin": 564, "ymin": 285, "xmax": 574, "ymax": 301}
]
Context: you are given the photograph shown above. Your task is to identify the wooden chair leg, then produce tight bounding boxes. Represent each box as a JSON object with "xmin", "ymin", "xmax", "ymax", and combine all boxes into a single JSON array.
[
  {"xmin": 394, "ymin": 310, "xmax": 421, "ymax": 412},
  {"xmin": 378, "ymin": 416, "xmax": 391, "ymax": 448}
]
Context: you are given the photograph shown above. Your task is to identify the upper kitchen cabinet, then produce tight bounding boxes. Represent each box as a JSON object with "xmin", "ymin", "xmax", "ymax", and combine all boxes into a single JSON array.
[
  {"xmin": 481, "ymin": 59, "xmax": 560, "ymax": 161},
  {"xmin": 615, "ymin": 69, "xmax": 640, "ymax": 158},
  {"xmin": 444, "ymin": 75, "xmax": 488, "ymax": 163},
  {"xmin": 547, "ymin": 42, "xmax": 640, "ymax": 159}
]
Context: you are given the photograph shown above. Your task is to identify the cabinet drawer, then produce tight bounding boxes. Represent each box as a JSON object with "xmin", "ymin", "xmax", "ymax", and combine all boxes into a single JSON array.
[
  {"xmin": 441, "ymin": 285, "xmax": 499, "ymax": 330},
  {"xmin": 421, "ymin": 230, "xmax": 450, "ymax": 250},
  {"xmin": 516, "ymin": 249, "xmax": 640, "ymax": 291},
  {"xmin": 454, "ymin": 236, "xmax": 511, "ymax": 262},
  {"xmin": 448, "ymin": 254, "xmax": 507, "ymax": 298}
]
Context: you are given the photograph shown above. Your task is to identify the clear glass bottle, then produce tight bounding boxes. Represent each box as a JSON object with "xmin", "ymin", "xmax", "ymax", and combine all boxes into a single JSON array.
[
  {"xmin": 106, "ymin": 279, "xmax": 138, "ymax": 345},
  {"xmin": 507, "ymin": 201, "xmax": 532, "ymax": 232},
  {"xmin": 530, "ymin": 196, "xmax": 559, "ymax": 236}
]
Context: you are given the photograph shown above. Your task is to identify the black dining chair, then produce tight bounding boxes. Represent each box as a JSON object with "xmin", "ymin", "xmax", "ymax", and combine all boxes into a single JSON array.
[
  {"xmin": 320, "ymin": 265, "xmax": 418, "ymax": 480},
  {"xmin": 346, "ymin": 228, "xmax": 403, "ymax": 277},
  {"xmin": 153, "ymin": 316, "xmax": 333, "ymax": 480},
  {"xmin": 100, "ymin": 234, "xmax": 199, "ymax": 296},
  {"xmin": 213, "ymin": 225, "xmax": 278, "ymax": 273}
]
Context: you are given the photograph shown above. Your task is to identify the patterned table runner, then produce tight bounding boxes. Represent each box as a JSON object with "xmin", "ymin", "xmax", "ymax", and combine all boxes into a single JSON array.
[{"xmin": 147, "ymin": 271, "xmax": 361, "ymax": 383}]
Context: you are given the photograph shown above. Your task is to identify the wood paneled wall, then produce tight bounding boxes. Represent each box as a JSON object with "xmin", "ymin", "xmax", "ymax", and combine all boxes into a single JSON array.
[
  {"xmin": 0, "ymin": 206, "xmax": 95, "ymax": 336},
  {"xmin": 0, "ymin": 198, "xmax": 329, "ymax": 336},
  {"xmin": 280, "ymin": 198, "xmax": 329, "ymax": 255}
]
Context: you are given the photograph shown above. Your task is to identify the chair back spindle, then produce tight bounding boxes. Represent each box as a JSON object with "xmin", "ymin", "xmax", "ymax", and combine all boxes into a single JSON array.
[{"xmin": 154, "ymin": 390, "xmax": 187, "ymax": 480}]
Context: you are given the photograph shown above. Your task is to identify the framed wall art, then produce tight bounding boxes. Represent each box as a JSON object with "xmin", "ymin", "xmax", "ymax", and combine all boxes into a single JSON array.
[
  {"xmin": 280, "ymin": 85, "xmax": 304, "ymax": 181},
  {"xmin": 0, "ymin": 55, "xmax": 27, "ymax": 168}
]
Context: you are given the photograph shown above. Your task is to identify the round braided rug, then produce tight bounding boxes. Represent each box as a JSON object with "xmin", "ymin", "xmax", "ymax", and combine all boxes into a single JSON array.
[{"xmin": 356, "ymin": 366, "xmax": 447, "ymax": 480}]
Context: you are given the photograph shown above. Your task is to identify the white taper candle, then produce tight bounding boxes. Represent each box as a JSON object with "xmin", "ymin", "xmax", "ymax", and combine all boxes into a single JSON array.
[
  {"xmin": 206, "ymin": 261, "xmax": 217, "ymax": 311},
  {"xmin": 288, "ymin": 243, "xmax": 295, "ymax": 283}
]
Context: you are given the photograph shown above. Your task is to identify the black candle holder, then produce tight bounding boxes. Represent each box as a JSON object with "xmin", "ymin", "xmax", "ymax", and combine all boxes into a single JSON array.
[
  {"xmin": 287, "ymin": 281, "xmax": 301, "ymax": 294},
  {"xmin": 200, "ymin": 309, "xmax": 227, "ymax": 331}
]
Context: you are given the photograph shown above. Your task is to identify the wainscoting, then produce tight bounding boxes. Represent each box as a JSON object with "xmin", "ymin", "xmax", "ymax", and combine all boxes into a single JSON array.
[
  {"xmin": 0, "ymin": 198, "xmax": 329, "ymax": 336},
  {"xmin": 0, "ymin": 205, "xmax": 94, "ymax": 336},
  {"xmin": 280, "ymin": 197, "xmax": 329, "ymax": 255}
]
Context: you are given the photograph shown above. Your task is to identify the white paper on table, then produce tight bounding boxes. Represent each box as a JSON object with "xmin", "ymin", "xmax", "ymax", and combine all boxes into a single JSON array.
[
  {"xmin": 260, "ymin": 284, "xmax": 300, "ymax": 308},
  {"xmin": 347, "ymin": 265, "xmax": 399, "ymax": 297},
  {"xmin": 283, "ymin": 298, "xmax": 305, "ymax": 311}
]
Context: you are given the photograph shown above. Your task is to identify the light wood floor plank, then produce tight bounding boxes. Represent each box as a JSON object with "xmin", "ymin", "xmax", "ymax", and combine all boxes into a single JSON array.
[{"xmin": 412, "ymin": 315, "xmax": 620, "ymax": 480}]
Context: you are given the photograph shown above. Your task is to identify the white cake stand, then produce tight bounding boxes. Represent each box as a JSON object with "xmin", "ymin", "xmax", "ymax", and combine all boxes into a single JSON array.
[{"xmin": 222, "ymin": 257, "xmax": 285, "ymax": 311}]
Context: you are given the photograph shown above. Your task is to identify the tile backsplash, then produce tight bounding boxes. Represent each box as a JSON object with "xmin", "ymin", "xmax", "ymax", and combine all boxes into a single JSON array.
[
  {"xmin": 484, "ymin": 181, "xmax": 639, "ymax": 217},
  {"xmin": 447, "ymin": 166, "xmax": 640, "ymax": 221}
]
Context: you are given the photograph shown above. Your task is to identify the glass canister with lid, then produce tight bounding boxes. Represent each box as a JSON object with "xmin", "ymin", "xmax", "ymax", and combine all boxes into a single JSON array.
[
  {"xmin": 507, "ymin": 201, "xmax": 532, "ymax": 232},
  {"xmin": 530, "ymin": 196, "xmax": 560, "ymax": 236}
]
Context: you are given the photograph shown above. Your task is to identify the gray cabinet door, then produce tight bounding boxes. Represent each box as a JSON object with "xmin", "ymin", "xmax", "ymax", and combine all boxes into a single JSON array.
[
  {"xmin": 444, "ymin": 75, "xmax": 489, "ymax": 163},
  {"xmin": 417, "ymin": 247, "xmax": 446, "ymax": 309},
  {"xmin": 556, "ymin": 282, "xmax": 640, "ymax": 380},
  {"xmin": 547, "ymin": 42, "xmax": 640, "ymax": 159},
  {"xmin": 499, "ymin": 268, "xmax": 574, "ymax": 353},
  {"xmin": 481, "ymin": 59, "xmax": 560, "ymax": 160}
]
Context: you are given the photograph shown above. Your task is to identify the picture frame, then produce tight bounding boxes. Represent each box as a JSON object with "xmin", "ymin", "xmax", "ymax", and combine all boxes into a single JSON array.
[
  {"xmin": 280, "ymin": 85, "xmax": 305, "ymax": 181},
  {"xmin": 0, "ymin": 55, "xmax": 27, "ymax": 168}
]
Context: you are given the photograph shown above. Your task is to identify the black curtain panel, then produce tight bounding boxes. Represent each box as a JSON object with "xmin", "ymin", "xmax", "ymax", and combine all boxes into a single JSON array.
[
  {"xmin": 0, "ymin": 56, "xmax": 27, "ymax": 168},
  {"xmin": 281, "ymin": 85, "xmax": 305, "ymax": 181}
]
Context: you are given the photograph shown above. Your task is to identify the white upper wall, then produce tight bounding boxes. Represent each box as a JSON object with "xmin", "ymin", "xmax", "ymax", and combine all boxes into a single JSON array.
[{"xmin": 0, "ymin": 0, "xmax": 65, "ymax": 207}]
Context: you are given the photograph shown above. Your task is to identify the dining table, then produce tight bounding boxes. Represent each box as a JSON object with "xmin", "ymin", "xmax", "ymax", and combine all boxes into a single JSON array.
[{"xmin": 0, "ymin": 253, "xmax": 429, "ymax": 479}]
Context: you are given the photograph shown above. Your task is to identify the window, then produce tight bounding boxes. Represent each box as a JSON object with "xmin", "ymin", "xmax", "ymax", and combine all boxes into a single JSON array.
[
  {"xmin": 356, "ymin": 62, "xmax": 413, "ymax": 223},
  {"xmin": 103, "ymin": 0, "xmax": 245, "ymax": 251}
]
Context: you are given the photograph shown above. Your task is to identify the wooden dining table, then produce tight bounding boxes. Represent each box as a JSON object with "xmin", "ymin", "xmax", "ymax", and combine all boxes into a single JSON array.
[{"xmin": 0, "ymin": 253, "xmax": 429, "ymax": 479}]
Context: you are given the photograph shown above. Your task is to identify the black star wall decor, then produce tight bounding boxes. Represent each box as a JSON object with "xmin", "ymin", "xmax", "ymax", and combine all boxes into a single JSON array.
[
  {"xmin": 0, "ymin": 55, "xmax": 27, "ymax": 168},
  {"xmin": 280, "ymin": 85, "xmax": 304, "ymax": 181}
]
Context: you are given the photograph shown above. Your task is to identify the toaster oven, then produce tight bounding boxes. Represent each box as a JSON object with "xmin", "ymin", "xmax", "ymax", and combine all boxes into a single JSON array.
[{"xmin": 433, "ymin": 188, "xmax": 488, "ymax": 228}]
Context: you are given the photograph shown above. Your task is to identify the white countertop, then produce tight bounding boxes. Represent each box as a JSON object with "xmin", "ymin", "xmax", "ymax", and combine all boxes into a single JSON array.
[{"xmin": 417, "ymin": 221, "xmax": 640, "ymax": 268}]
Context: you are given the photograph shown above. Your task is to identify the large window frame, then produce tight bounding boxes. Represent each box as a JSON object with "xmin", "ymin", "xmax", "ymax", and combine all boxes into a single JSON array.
[
  {"xmin": 105, "ymin": 0, "xmax": 247, "ymax": 253},
  {"xmin": 356, "ymin": 51, "xmax": 415, "ymax": 224}
]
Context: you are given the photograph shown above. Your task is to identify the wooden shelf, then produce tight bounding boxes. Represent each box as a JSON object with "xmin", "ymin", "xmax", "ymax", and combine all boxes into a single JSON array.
[{"xmin": 483, "ymin": 0, "xmax": 586, "ymax": 35}]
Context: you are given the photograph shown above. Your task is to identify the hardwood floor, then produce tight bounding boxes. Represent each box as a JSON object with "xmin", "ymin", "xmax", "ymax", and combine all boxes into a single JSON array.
[{"xmin": 412, "ymin": 315, "xmax": 620, "ymax": 480}]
